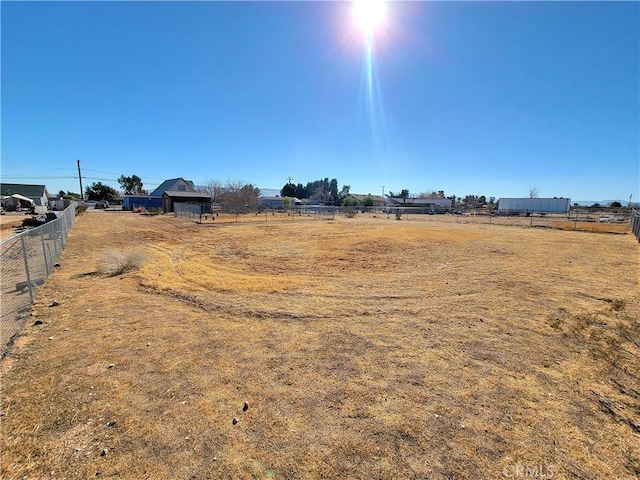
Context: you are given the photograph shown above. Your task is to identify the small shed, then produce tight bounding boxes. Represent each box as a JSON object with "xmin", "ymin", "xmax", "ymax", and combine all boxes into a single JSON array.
[{"xmin": 162, "ymin": 191, "xmax": 213, "ymax": 213}]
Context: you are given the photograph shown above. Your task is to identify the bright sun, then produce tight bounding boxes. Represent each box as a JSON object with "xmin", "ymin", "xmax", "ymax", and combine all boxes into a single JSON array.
[{"xmin": 353, "ymin": 0, "xmax": 387, "ymax": 36}]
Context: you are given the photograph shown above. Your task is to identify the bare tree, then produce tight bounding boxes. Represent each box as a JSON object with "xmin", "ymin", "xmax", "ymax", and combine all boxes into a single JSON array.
[
  {"xmin": 529, "ymin": 186, "xmax": 540, "ymax": 198},
  {"xmin": 222, "ymin": 179, "xmax": 261, "ymax": 214},
  {"xmin": 197, "ymin": 179, "xmax": 224, "ymax": 204}
]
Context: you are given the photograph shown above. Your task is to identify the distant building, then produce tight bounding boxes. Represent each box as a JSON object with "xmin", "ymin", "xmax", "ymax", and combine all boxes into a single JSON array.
[
  {"xmin": 350, "ymin": 194, "xmax": 388, "ymax": 207},
  {"xmin": 1, "ymin": 183, "xmax": 49, "ymax": 207},
  {"xmin": 260, "ymin": 196, "xmax": 302, "ymax": 209},
  {"xmin": 1, "ymin": 183, "xmax": 49, "ymax": 213},
  {"xmin": 122, "ymin": 195, "xmax": 163, "ymax": 211},
  {"xmin": 497, "ymin": 198, "xmax": 570, "ymax": 215}
]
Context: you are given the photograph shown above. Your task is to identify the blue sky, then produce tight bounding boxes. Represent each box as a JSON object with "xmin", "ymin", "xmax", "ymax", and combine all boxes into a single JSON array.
[{"xmin": 1, "ymin": 1, "xmax": 638, "ymax": 202}]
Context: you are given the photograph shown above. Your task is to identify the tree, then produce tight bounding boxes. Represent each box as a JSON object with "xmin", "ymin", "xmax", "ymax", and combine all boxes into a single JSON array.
[
  {"xmin": 338, "ymin": 185, "xmax": 351, "ymax": 203},
  {"xmin": 400, "ymin": 189, "xmax": 410, "ymax": 202},
  {"xmin": 329, "ymin": 178, "xmax": 338, "ymax": 205},
  {"xmin": 610, "ymin": 201, "xmax": 622, "ymax": 208},
  {"xmin": 418, "ymin": 191, "xmax": 446, "ymax": 199},
  {"xmin": 280, "ymin": 182, "xmax": 296, "ymax": 198},
  {"xmin": 85, "ymin": 182, "xmax": 119, "ymax": 201},
  {"xmin": 342, "ymin": 195, "xmax": 360, "ymax": 207},
  {"xmin": 59, "ymin": 190, "xmax": 80, "ymax": 200},
  {"xmin": 221, "ymin": 180, "xmax": 260, "ymax": 214},
  {"xmin": 529, "ymin": 186, "xmax": 540, "ymax": 198},
  {"xmin": 295, "ymin": 183, "xmax": 306, "ymax": 199},
  {"xmin": 197, "ymin": 179, "xmax": 225, "ymax": 204},
  {"xmin": 309, "ymin": 186, "xmax": 327, "ymax": 204},
  {"xmin": 464, "ymin": 195, "xmax": 480, "ymax": 206},
  {"xmin": 118, "ymin": 174, "xmax": 144, "ymax": 195},
  {"xmin": 363, "ymin": 195, "xmax": 374, "ymax": 207}
]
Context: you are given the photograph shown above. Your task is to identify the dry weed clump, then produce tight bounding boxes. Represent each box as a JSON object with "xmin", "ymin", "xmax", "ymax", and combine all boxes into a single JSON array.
[{"xmin": 97, "ymin": 248, "xmax": 146, "ymax": 276}]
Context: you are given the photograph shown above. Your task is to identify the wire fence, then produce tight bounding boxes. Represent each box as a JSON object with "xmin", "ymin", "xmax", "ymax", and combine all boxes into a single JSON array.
[
  {"xmin": 1, "ymin": 203, "xmax": 77, "ymax": 356},
  {"xmin": 172, "ymin": 203, "xmax": 634, "ymax": 234},
  {"xmin": 173, "ymin": 203, "xmax": 339, "ymax": 223}
]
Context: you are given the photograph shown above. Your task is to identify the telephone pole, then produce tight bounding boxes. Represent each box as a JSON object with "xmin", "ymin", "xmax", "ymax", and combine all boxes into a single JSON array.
[
  {"xmin": 77, "ymin": 159, "xmax": 84, "ymax": 201},
  {"xmin": 287, "ymin": 176, "xmax": 293, "ymax": 185},
  {"xmin": 381, "ymin": 186, "xmax": 385, "ymax": 197}
]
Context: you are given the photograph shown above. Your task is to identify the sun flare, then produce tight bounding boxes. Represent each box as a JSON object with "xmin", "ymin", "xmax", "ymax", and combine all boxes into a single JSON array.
[{"xmin": 353, "ymin": 0, "xmax": 387, "ymax": 36}]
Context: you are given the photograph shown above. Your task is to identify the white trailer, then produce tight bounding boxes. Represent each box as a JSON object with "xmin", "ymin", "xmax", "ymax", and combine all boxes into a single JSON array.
[{"xmin": 497, "ymin": 198, "xmax": 570, "ymax": 215}]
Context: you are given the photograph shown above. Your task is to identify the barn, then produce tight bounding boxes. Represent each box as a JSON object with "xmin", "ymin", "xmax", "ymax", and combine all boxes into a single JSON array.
[{"xmin": 122, "ymin": 177, "xmax": 198, "ymax": 212}]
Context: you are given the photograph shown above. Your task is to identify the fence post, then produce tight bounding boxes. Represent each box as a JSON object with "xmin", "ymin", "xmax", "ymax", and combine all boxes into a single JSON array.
[
  {"xmin": 60, "ymin": 210, "xmax": 68, "ymax": 248},
  {"xmin": 20, "ymin": 236, "xmax": 34, "ymax": 303},
  {"xmin": 40, "ymin": 227, "xmax": 50, "ymax": 276}
]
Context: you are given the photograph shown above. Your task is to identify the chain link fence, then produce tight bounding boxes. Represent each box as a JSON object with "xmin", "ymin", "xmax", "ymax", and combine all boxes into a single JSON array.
[
  {"xmin": 632, "ymin": 209, "xmax": 640, "ymax": 242},
  {"xmin": 172, "ymin": 203, "xmax": 633, "ymax": 233},
  {"xmin": 1, "ymin": 203, "xmax": 77, "ymax": 356}
]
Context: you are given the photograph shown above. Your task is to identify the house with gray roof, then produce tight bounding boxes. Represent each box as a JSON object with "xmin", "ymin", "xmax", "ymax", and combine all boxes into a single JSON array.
[
  {"xmin": 1, "ymin": 183, "xmax": 50, "ymax": 211},
  {"xmin": 123, "ymin": 177, "xmax": 200, "ymax": 211}
]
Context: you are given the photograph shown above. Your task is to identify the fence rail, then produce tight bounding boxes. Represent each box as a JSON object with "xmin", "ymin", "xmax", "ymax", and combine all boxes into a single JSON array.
[{"xmin": 1, "ymin": 203, "xmax": 77, "ymax": 356}]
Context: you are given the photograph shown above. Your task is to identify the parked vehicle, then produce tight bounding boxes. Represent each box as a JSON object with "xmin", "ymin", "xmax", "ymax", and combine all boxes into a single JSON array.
[{"xmin": 599, "ymin": 215, "xmax": 625, "ymax": 223}]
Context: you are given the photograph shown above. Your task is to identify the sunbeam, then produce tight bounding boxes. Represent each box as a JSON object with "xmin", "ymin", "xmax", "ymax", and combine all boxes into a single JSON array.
[{"xmin": 354, "ymin": 1, "xmax": 389, "ymax": 159}]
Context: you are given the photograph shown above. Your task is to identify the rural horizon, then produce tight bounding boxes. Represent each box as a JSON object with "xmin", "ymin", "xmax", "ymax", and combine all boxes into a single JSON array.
[{"xmin": 16, "ymin": 168, "xmax": 638, "ymax": 209}]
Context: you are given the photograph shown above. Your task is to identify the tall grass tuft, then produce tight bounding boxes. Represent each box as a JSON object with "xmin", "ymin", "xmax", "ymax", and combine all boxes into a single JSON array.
[{"xmin": 97, "ymin": 248, "xmax": 146, "ymax": 276}]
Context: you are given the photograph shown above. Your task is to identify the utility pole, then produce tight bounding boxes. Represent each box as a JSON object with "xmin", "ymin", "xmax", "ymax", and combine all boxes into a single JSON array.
[
  {"xmin": 77, "ymin": 159, "xmax": 84, "ymax": 201},
  {"xmin": 287, "ymin": 176, "xmax": 293, "ymax": 185},
  {"xmin": 381, "ymin": 186, "xmax": 385, "ymax": 197},
  {"xmin": 629, "ymin": 194, "xmax": 633, "ymax": 208}
]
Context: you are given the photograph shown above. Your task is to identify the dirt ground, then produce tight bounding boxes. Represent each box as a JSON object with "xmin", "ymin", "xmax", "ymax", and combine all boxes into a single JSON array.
[
  {"xmin": 1, "ymin": 211, "xmax": 638, "ymax": 479},
  {"xmin": 0, "ymin": 213, "xmax": 29, "ymax": 242}
]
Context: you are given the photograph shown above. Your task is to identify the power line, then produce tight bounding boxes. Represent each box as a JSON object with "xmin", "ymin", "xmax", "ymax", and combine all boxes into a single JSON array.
[{"xmin": 1, "ymin": 175, "xmax": 78, "ymax": 180}]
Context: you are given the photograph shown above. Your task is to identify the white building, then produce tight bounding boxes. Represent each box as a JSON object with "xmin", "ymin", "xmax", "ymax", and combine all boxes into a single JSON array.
[{"xmin": 497, "ymin": 198, "xmax": 570, "ymax": 215}]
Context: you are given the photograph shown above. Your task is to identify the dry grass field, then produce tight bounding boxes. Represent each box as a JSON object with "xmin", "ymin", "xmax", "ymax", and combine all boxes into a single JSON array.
[{"xmin": 1, "ymin": 211, "xmax": 638, "ymax": 479}]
